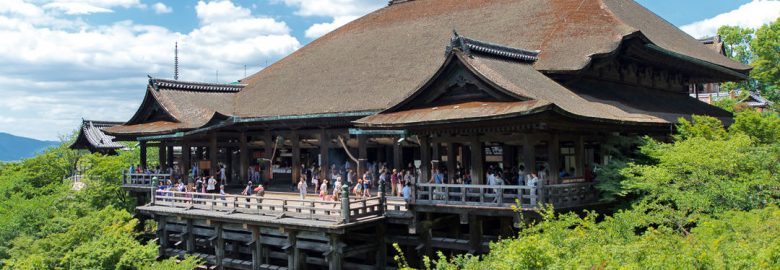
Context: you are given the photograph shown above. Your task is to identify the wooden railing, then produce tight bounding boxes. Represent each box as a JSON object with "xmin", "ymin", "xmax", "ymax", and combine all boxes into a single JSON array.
[
  {"xmin": 543, "ymin": 182, "xmax": 598, "ymax": 209},
  {"xmin": 151, "ymin": 190, "xmax": 384, "ymax": 224},
  {"xmin": 123, "ymin": 171, "xmax": 172, "ymax": 187},
  {"xmin": 415, "ymin": 183, "xmax": 539, "ymax": 208},
  {"xmin": 415, "ymin": 182, "xmax": 598, "ymax": 209}
]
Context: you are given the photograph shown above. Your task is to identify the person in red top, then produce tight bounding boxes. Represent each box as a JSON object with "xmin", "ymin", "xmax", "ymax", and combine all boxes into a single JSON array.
[{"xmin": 390, "ymin": 169, "xmax": 399, "ymax": 196}]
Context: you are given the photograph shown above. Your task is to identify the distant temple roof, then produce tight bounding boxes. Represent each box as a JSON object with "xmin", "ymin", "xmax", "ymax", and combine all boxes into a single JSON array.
[
  {"xmin": 104, "ymin": 77, "xmax": 245, "ymax": 138},
  {"xmin": 69, "ymin": 120, "xmax": 127, "ymax": 154}
]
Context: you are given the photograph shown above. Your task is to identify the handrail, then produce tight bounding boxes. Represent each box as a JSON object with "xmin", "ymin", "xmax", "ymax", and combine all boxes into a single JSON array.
[
  {"xmin": 122, "ymin": 171, "xmax": 172, "ymax": 186},
  {"xmin": 150, "ymin": 190, "xmax": 384, "ymax": 223},
  {"xmin": 414, "ymin": 182, "xmax": 598, "ymax": 209}
]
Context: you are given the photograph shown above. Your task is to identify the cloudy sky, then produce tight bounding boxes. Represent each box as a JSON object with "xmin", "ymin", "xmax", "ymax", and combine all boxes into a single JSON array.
[{"xmin": 0, "ymin": 0, "xmax": 778, "ymax": 141}]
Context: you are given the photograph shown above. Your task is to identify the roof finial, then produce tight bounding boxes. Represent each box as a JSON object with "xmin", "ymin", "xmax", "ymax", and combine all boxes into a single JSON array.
[{"xmin": 174, "ymin": 42, "xmax": 179, "ymax": 80}]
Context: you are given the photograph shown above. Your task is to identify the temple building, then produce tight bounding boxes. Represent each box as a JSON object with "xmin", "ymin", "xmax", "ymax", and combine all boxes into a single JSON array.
[
  {"xmin": 104, "ymin": 1, "xmax": 750, "ymax": 269},
  {"xmin": 69, "ymin": 119, "xmax": 127, "ymax": 155}
]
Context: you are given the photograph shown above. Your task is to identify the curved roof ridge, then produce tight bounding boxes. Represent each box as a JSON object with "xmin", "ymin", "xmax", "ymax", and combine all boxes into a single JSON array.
[{"xmin": 150, "ymin": 77, "xmax": 245, "ymax": 93}]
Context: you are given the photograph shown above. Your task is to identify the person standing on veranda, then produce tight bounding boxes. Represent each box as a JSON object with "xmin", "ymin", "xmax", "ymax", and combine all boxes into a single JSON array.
[{"xmin": 297, "ymin": 176, "xmax": 307, "ymax": 200}]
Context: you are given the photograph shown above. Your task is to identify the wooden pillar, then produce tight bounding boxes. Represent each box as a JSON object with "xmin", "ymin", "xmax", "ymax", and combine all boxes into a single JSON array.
[
  {"xmin": 181, "ymin": 141, "xmax": 191, "ymax": 179},
  {"xmin": 158, "ymin": 143, "xmax": 166, "ymax": 169},
  {"xmin": 575, "ymin": 135, "xmax": 584, "ymax": 177},
  {"xmin": 186, "ymin": 219, "xmax": 195, "ymax": 253},
  {"xmin": 502, "ymin": 144, "xmax": 516, "ymax": 171},
  {"xmin": 470, "ymin": 137, "xmax": 484, "ymax": 185},
  {"xmin": 239, "ymin": 132, "xmax": 248, "ymax": 183},
  {"xmin": 209, "ymin": 133, "xmax": 218, "ymax": 177},
  {"xmin": 375, "ymin": 223, "xmax": 387, "ymax": 269},
  {"xmin": 319, "ymin": 129, "xmax": 330, "ymax": 180},
  {"xmin": 385, "ymin": 146, "xmax": 393, "ymax": 167},
  {"xmin": 468, "ymin": 215, "xmax": 483, "ymax": 254},
  {"xmin": 251, "ymin": 226, "xmax": 263, "ymax": 269},
  {"xmin": 357, "ymin": 134, "xmax": 368, "ymax": 178},
  {"xmin": 166, "ymin": 145, "xmax": 174, "ymax": 169},
  {"xmin": 157, "ymin": 217, "xmax": 168, "ymax": 258},
  {"xmin": 225, "ymin": 147, "xmax": 233, "ymax": 183},
  {"xmin": 432, "ymin": 142, "xmax": 441, "ymax": 163},
  {"xmin": 376, "ymin": 143, "xmax": 385, "ymax": 163},
  {"xmin": 263, "ymin": 132, "xmax": 273, "ymax": 180},
  {"xmin": 446, "ymin": 143, "xmax": 456, "ymax": 183},
  {"xmin": 287, "ymin": 230, "xmax": 300, "ymax": 270},
  {"xmin": 523, "ymin": 135, "xmax": 535, "ymax": 173},
  {"xmin": 548, "ymin": 133, "xmax": 560, "ymax": 184},
  {"xmin": 328, "ymin": 234, "xmax": 343, "ymax": 270},
  {"xmin": 139, "ymin": 141, "xmax": 148, "ymax": 170},
  {"xmin": 214, "ymin": 223, "xmax": 224, "ymax": 270},
  {"xmin": 393, "ymin": 138, "xmax": 402, "ymax": 171},
  {"xmin": 419, "ymin": 135, "xmax": 431, "ymax": 183},
  {"xmin": 292, "ymin": 132, "xmax": 301, "ymax": 185},
  {"xmin": 462, "ymin": 144, "xmax": 471, "ymax": 172}
]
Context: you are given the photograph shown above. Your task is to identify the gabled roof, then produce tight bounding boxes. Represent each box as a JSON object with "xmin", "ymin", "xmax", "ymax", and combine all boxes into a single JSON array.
[
  {"xmin": 69, "ymin": 120, "xmax": 126, "ymax": 153},
  {"xmin": 356, "ymin": 35, "xmax": 732, "ymax": 128},
  {"xmin": 235, "ymin": 0, "xmax": 749, "ymax": 120},
  {"xmin": 104, "ymin": 78, "xmax": 244, "ymax": 137},
  {"xmin": 741, "ymin": 92, "xmax": 772, "ymax": 108}
]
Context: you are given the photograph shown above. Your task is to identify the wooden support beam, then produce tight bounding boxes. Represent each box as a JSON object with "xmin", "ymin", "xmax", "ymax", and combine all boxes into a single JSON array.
[
  {"xmin": 158, "ymin": 218, "xmax": 168, "ymax": 259},
  {"xmin": 166, "ymin": 145, "xmax": 174, "ymax": 169},
  {"xmin": 181, "ymin": 141, "xmax": 191, "ymax": 180},
  {"xmin": 432, "ymin": 142, "xmax": 441, "ymax": 163},
  {"xmin": 251, "ymin": 226, "xmax": 264, "ymax": 269},
  {"xmin": 576, "ymin": 135, "xmax": 584, "ymax": 177},
  {"xmin": 209, "ymin": 133, "xmax": 218, "ymax": 177},
  {"xmin": 319, "ymin": 129, "xmax": 330, "ymax": 180},
  {"xmin": 292, "ymin": 132, "xmax": 301, "ymax": 185},
  {"xmin": 469, "ymin": 137, "xmax": 484, "ymax": 185},
  {"xmin": 419, "ymin": 135, "xmax": 431, "ymax": 184},
  {"xmin": 522, "ymin": 135, "xmax": 535, "ymax": 174},
  {"xmin": 446, "ymin": 143, "xmax": 456, "ymax": 183},
  {"xmin": 548, "ymin": 133, "xmax": 560, "ymax": 185},
  {"xmin": 239, "ymin": 132, "xmax": 248, "ymax": 184},
  {"xmin": 158, "ymin": 143, "xmax": 166, "ymax": 169},
  {"xmin": 393, "ymin": 139, "xmax": 402, "ymax": 171},
  {"xmin": 214, "ymin": 223, "xmax": 225, "ymax": 270},
  {"xmin": 287, "ymin": 230, "xmax": 301, "ymax": 270},
  {"xmin": 357, "ymin": 134, "xmax": 367, "ymax": 179},
  {"xmin": 262, "ymin": 132, "xmax": 273, "ymax": 181},
  {"xmin": 139, "ymin": 141, "xmax": 148, "ymax": 170},
  {"xmin": 375, "ymin": 223, "xmax": 387, "ymax": 269},
  {"xmin": 186, "ymin": 219, "xmax": 195, "ymax": 253},
  {"xmin": 328, "ymin": 234, "xmax": 343, "ymax": 270},
  {"xmin": 468, "ymin": 215, "xmax": 483, "ymax": 254}
]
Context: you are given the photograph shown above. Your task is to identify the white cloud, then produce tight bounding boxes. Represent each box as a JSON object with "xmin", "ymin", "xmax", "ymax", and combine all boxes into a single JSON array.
[
  {"xmin": 283, "ymin": 0, "xmax": 383, "ymax": 39},
  {"xmin": 0, "ymin": 0, "xmax": 302, "ymax": 140},
  {"xmin": 42, "ymin": 2, "xmax": 113, "ymax": 15},
  {"xmin": 681, "ymin": 0, "xmax": 780, "ymax": 38},
  {"xmin": 152, "ymin": 2, "xmax": 172, "ymax": 14},
  {"xmin": 304, "ymin": 15, "xmax": 357, "ymax": 38}
]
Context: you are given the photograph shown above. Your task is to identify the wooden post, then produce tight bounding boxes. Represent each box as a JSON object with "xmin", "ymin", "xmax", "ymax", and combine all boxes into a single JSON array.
[
  {"xmin": 251, "ymin": 226, "xmax": 263, "ymax": 269},
  {"xmin": 576, "ymin": 135, "xmax": 585, "ymax": 177},
  {"xmin": 287, "ymin": 230, "xmax": 300, "ymax": 270},
  {"xmin": 210, "ymin": 133, "xmax": 218, "ymax": 177},
  {"xmin": 357, "ymin": 134, "xmax": 368, "ymax": 179},
  {"xmin": 181, "ymin": 141, "xmax": 191, "ymax": 181},
  {"xmin": 186, "ymin": 219, "xmax": 195, "ymax": 253},
  {"xmin": 225, "ymin": 147, "xmax": 233, "ymax": 184},
  {"xmin": 214, "ymin": 223, "xmax": 224, "ymax": 270},
  {"xmin": 166, "ymin": 145, "xmax": 174, "ymax": 169},
  {"xmin": 548, "ymin": 133, "xmax": 560, "ymax": 184},
  {"xmin": 139, "ymin": 141, "xmax": 148, "ymax": 170},
  {"xmin": 328, "ymin": 234, "xmax": 343, "ymax": 270},
  {"xmin": 158, "ymin": 143, "xmax": 166, "ymax": 169},
  {"xmin": 157, "ymin": 217, "xmax": 168, "ymax": 258},
  {"xmin": 446, "ymin": 142, "xmax": 456, "ymax": 183},
  {"xmin": 320, "ymin": 129, "xmax": 330, "ymax": 180},
  {"xmin": 239, "ymin": 132, "xmax": 248, "ymax": 183},
  {"xmin": 432, "ymin": 142, "xmax": 441, "ymax": 164},
  {"xmin": 502, "ymin": 144, "xmax": 516, "ymax": 172},
  {"xmin": 468, "ymin": 215, "xmax": 483, "ymax": 254},
  {"xmin": 393, "ymin": 138, "xmax": 402, "ymax": 171},
  {"xmin": 263, "ymin": 131, "xmax": 273, "ymax": 180},
  {"xmin": 523, "ymin": 135, "xmax": 535, "ymax": 174},
  {"xmin": 470, "ymin": 137, "xmax": 484, "ymax": 185},
  {"xmin": 375, "ymin": 223, "xmax": 387, "ymax": 269},
  {"xmin": 419, "ymin": 135, "xmax": 431, "ymax": 184},
  {"xmin": 292, "ymin": 132, "xmax": 301, "ymax": 185},
  {"xmin": 379, "ymin": 179, "xmax": 386, "ymax": 216},
  {"xmin": 341, "ymin": 185, "xmax": 350, "ymax": 224}
]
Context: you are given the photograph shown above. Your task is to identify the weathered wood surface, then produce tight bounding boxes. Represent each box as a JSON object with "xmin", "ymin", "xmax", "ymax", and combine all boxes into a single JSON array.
[
  {"xmin": 122, "ymin": 172, "xmax": 171, "ymax": 187},
  {"xmin": 415, "ymin": 182, "xmax": 598, "ymax": 209}
]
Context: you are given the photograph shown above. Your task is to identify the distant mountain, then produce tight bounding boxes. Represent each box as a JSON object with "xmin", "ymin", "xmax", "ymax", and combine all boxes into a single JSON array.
[{"xmin": 0, "ymin": 132, "xmax": 60, "ymax": 162}]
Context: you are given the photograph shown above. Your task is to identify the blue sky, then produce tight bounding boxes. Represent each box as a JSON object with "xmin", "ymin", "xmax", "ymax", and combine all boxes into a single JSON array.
[{"xmin": 0, "ymin": 0, "xmax": 778, "ymax": 140}]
